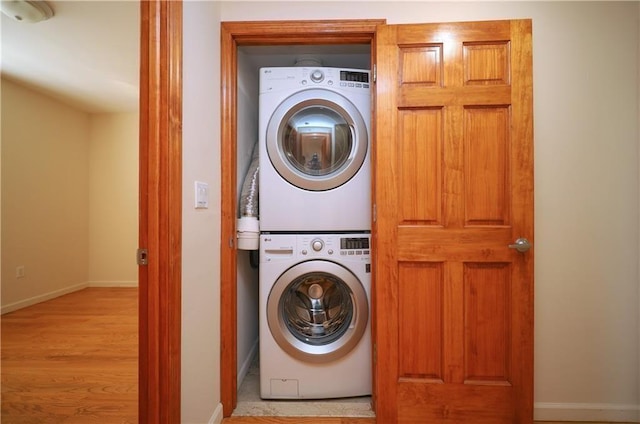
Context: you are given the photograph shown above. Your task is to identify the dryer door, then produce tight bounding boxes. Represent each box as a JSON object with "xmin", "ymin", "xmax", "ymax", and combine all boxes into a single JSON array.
[
  {"xmin": 267, "ymin": 259, "xmax": 369, "ymax": 363},
  {"xmin": 266, "ymin": 89, "xmax": 368, "ymax": 191}
]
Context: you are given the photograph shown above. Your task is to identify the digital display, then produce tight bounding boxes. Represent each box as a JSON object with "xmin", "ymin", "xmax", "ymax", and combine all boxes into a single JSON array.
[
  {"xmin": 340, "ymin": 71, "xmax": 369, "ymax": 83},
  {"xmin": 340, "ymin": 237, "xmax": 370, "ymax": 250}
]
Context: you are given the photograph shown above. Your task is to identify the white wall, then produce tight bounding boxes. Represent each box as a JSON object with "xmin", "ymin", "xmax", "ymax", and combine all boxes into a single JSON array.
[
  {"xmin": 182, "ymin": 1, "xmax": 223, "ymax": 423},
  {"xmin": 212, "ymin": 1, "xmax": 640, "ymax": 421},
  {"xmin": 88, "ymin": 113, "xmax": 138, "ymax": 287},
  {"xmin": 236, "ymin": 50, "xmax": 260, "ymax": 387},
  {"xmin": 1, "ymin": 79, "xmax": 139, "ymax": 314},
  {"xmin": 1, "ymin": 78, "xmax": 90, "ymax": 312}
]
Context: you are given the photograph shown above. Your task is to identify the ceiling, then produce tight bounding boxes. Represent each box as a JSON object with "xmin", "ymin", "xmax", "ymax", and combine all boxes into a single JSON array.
[
  {"xmin": 0, "ymin": 1, "xmax": 372, "ymax": 114},
  {"xmin": 1, "ymin": 1, "xmax": 139, "ymax": 114}
]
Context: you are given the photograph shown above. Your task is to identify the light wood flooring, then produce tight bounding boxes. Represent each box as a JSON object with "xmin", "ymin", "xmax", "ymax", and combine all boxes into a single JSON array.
[
  {"xmin": 1, "ymin": 288, "xmax": 630, "ymax": 424},
  {"xmin": 1, "ymin": 287, "xmax": 138, "ymax": 424},
  {"xmin": 222, "ymin": 419, "xmax": 628, "ymax": 424}
]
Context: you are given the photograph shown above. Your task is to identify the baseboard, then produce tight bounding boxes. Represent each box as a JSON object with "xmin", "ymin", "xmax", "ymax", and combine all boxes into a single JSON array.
[
  {"xmin": 87, "ymin": 280, "xmax": 138, "ymax": 288},
  {"xmin": 1, "ymin": 282, "xmax": 89, "ymax": 315},
  {"xmin": 237, "ymin": 338, "xmax": 259, "ymax": 388},
  {"xmin": 534, "ymin": 402, "xmax": 640, "ymax": 422},
  {"xmin": 209, "ymin": 403, "xmax": 223, "ymax": 424}
]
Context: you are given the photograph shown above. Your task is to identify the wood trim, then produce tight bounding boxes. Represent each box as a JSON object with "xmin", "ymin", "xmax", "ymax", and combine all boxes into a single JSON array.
[
  {"xmin": 139, "ymin": 1, "xmax": 183, "ymax": 422},
  {"xmin": 222, "ymin": 19, "xmax": 385, "ymax": 45},
  {"xmin": 220, "ymin": 20, "xmax": 239, "ymax": 417},
  {"xmin": 220, "ymin": 19, "xmax": 384, "ymax": 417}
]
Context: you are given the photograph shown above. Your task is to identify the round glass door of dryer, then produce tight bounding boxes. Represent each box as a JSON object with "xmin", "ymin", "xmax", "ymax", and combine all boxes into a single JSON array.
[
  {"xmin": 266, "ymin": 89, "xmax": 368, "ymax": 191},
  {"xmin": 267, "ymin": 260, "xmax": 369, "ymax": 363}
]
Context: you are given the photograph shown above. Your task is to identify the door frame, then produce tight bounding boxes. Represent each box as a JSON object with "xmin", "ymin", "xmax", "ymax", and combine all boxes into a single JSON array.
[
  {"xmin": 139, "ymin": 1, "xmax": 183, "ymax": 422},
  {"xmin": 219, "ymin": 19, "xmax": 383, "ymax": 417}
]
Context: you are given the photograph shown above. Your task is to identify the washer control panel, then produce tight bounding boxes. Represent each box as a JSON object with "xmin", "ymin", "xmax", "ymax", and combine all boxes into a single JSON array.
[
  {"xmin": 297, "ymin": 234, "xmax": 370, "ymax": 260},
  {"xmin": 261, "ymin": 234, "xmax": 371, "ymax": 264}
]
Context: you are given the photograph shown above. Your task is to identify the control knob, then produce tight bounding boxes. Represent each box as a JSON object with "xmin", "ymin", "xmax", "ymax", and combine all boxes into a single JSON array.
[
  {"xmin": 311, "ymin": 239, "xmax": 324, "ymax": 252},
  {"xmin": 310, "ymin": 70, "xmax": 324, "ymax": 83}
]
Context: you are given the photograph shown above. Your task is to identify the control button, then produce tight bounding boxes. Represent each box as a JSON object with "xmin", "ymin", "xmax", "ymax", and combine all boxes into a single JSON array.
[
  {"xmin": 327, "ymin": 80, "xmax": 333, "ymax": 85},
  {"xmin": 356, "ymin": 83, "xmax": 362, "ymax": 88},
  {"xmin": 348, "ymin": 251, "xmax": 355, "ymax": 255},
  {"xmin": 340, "ymin": 82, "xmax": 347, "ymax": 87},
  {"xmin": 364, "ymin": 250, "xmax": 370, "ymax": 255},
  {"xmin": 311, "ymin": 239, "xmax": 324, "ymax": 252},
  {"xmin": 328, "ymin": 249, "xmax": 334, "ymax": 255},
  {"xmin": 310, "ymin": 70, "xmax": 324, "ymax": 83},
  {"xmin": 348, "ymin": 82, "xmax": 355, "ymax": 87},
  {"xmin": 364, "ymin": 83, "xmax": 370, "ymax": 88},
  {"xmin": 301, "ymin": 80, "xmax": 307, "ymax": 85},
  {"xmin": 340, "ymin": 251, "xmax": 347, "ymax": 256},
  {"xmin": 356, "ymin": 250, "xmax": 362, "ymax": 255},
  {"xmin": 301, "ymin": 250, "xmax": 308, "ymax": 255}
]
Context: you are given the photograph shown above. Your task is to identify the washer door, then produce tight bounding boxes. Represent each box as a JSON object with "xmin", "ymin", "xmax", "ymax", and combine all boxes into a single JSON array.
[
  {"xmin": 266, "ymin": 88, "xmax": 368, "ymax": 191},
  {"xmin": 267, "ymin": 260, "xmax": 369, "ymax": 363}
]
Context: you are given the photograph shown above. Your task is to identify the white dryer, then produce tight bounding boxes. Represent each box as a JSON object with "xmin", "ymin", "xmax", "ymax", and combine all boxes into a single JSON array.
[
  {"xmin": 259, "ymin": 233, "xmax": 372, "ymax": 399},
  {"xmin": 259, "ymin": 67, "xmax": 371, "ymax": 232}
]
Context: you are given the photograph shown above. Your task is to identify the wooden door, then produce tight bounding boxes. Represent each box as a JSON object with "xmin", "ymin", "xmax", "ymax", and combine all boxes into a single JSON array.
[{"xmin": 373, "ymin": 20, "xmax": 533, "ymax": 423}]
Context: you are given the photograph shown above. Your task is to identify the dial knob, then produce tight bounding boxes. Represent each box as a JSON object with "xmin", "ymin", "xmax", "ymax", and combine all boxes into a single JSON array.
[
  {"xmin": 310, "ymin": 70, "xmax": 324, "ymax": 83},
  {"xmin": 311, "ymin": 239, "xmax": 324, "ymax": 252}
]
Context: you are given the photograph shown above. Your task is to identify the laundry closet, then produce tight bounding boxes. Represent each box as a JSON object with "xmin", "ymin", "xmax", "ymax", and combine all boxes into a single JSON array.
[
  {"xmin": 234, "ymin": 43, "xmax": 374, "ymax": 415},
  {"xmin": 221, "ymin": 18, "xmax": 534, "ymax": 422}
]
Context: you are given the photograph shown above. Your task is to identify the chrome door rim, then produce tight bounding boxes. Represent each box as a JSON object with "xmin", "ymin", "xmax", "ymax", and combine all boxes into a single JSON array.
[
  {"xmin": 267, "ymin": 260, "xmax": 369, "ymax": 363},
  {"xmin": 266, "ymin": 88, "xmax": 368, "ymax": 191}
]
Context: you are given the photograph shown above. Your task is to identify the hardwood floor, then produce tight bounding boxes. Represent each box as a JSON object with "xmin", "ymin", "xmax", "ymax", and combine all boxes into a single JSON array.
[
  {"xmin": 223, "ymin": 419, "xmax": 375, "ymax": 423},
  {"xmin": 221, "ymin": 419, "xmax": 626, "ymax": 424},
  {"xmin": 2, "ymin": 289, "xmax": 629, "ymax": 424},
  {"xmin": 1, "ymin": 287, "xmax": 137, "ymax": 424}
]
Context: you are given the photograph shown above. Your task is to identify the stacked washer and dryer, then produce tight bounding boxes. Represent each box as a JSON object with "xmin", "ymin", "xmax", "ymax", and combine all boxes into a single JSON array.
[{"xmin": 258, "ymin": 66, "xmax": 372, "ymax": 399}]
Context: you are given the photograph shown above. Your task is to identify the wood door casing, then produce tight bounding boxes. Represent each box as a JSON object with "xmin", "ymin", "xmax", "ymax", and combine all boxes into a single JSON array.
[
  {"xmin": 374, "ymin": 20, "xmax": 534, "ymax": 423},
  {"xmin": 139, "ymin": 1, "xmax": 183, "ymax": 422},
  {"xmin": 219, "ymin": 20, "xmax": 383, "ymax": 416}
]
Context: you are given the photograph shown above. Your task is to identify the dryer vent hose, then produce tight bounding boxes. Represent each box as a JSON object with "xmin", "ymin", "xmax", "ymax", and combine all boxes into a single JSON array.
[
  {"xmin": 237, "ymin": 142, "xmax": 260, "ymax": 251},
  {"xmin": 240, "ymin": 142, "xmax": 259, "ymax": 218}
]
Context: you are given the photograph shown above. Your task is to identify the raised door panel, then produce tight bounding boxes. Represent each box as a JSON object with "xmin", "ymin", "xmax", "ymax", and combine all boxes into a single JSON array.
[
  {"xmin": 398, "ymin": 108, "xmax": 443, "ymax": 225},
  {"xmin": 464, "ymin": 106, "xmax": 510, "ymax": 226},
  {"xmin": 398, "ymin": 262, "xmax": 444, "ymax": 381}
]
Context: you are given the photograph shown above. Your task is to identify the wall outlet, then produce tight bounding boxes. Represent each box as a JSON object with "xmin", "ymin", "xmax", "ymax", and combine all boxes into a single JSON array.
[{"xmin": 16, "ymin": 266, "xmax": 25, "ymax": 279}]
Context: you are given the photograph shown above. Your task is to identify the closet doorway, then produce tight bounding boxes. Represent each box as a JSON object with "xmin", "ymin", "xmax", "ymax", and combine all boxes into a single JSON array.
[{"xmin": 219, "ymin": 19, "xmax": 382, "ymax": 416}]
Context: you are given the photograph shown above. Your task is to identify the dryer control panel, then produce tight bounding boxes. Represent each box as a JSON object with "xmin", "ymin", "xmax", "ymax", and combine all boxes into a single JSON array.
[{"xmin": 260, "ymin": 67, "xmax": 371, "ymax": 94}]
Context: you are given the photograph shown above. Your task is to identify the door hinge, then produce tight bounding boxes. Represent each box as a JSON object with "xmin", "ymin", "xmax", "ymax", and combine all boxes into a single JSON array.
[
  {"xmin": 373, "ymin": 64, "xmax": 377, "ymax": 83},
  {"xmin": 229, "ymin": 236, "xmax": 235, "ymax": 248},
  {"xmin": 372, "ymin": 203, "xmax": 377, "ymax": 223},
  {"xmin": 137, "ymin": 248, "xmax": 148, "ymax": 266},
  {"xmin": 373, "ymin": 342, "xmax": 377, "ymax": 364}
]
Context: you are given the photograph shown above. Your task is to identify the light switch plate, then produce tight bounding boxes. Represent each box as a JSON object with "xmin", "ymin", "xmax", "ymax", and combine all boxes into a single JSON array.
[{"xmin": 195, "ymin": 181, "xmax": 209, "ymax": 209}]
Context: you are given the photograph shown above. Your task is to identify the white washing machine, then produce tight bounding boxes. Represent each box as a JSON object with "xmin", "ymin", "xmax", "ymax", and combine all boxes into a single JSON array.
[
  {"xmin": 259, "ymin": 233, "xmax": 372, "ymax": 399},
  {"xmin": 259, "ymin": 67, "xmax": 371, "ymax": 232}
]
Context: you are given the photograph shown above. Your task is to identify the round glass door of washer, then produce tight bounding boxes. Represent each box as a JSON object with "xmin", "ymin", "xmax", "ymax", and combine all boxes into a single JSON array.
[
  {"xmin": 266, "ymin": 89, "xmax": 368, "ymax": 191},
  {"xmin": 266, "ymin": 260, "xmax": 369, "ymax": 363}
]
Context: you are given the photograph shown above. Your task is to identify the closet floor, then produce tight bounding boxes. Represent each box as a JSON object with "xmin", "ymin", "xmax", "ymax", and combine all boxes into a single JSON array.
[{"xmin": 233, "ymin": 355, "xmax": 375, "ymax": 417}]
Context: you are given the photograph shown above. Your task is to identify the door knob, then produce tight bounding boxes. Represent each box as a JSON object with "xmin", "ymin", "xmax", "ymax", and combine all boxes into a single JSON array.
[{"xmin": 508, "ymin": 238, "xmax": 531, "ymax": 253}]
